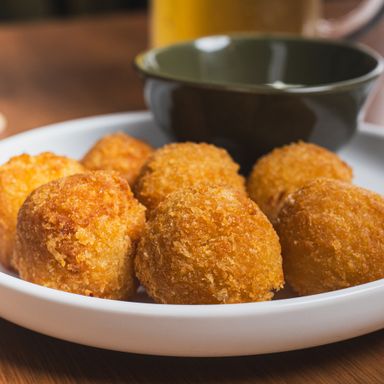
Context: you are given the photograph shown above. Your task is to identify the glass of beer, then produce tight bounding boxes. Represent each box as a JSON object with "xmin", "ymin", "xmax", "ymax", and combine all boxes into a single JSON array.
[{"xmin": 150, "ymin": 0, "xmax": 384, "ymax": 47}]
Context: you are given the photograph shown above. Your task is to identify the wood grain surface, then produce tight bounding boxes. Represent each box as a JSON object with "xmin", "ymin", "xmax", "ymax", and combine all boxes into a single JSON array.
[
  {"xmin": 0, "ymin": 319, "xmax": 383, "ymax": 384},
  {"xmin": 0, "ymin": 13, "xmax": 147, "ymax": 138},
  {"xmin": 0, "ymin": 8, "xmax": 383, "ymax": 384}
]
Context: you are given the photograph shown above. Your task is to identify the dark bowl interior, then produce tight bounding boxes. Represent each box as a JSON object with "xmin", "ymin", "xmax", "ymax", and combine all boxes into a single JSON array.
[{"xmin": 137, "ymin": 35, "xmax": 380, "ymax": 91}]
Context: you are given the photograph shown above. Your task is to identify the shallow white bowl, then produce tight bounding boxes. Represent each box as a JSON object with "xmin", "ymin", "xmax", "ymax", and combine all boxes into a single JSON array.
[{"xmin": 0, "ymin": 111, "xmax": 383, "ymax": 357}]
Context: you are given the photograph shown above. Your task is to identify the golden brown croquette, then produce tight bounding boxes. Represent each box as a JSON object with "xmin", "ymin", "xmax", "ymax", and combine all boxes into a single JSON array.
[
  {"xmin": 276, "ymin": 178, "xmax": 384, "ymax": 296},
  {"xmin": 134, "ymin": 142, "xmax": 245, "ymax": 211},
  {"xmin": 82, "ymin": 132, "xmax": 153, "ymax": 186},
  {"xmin": 13, "ymin": 171, "xmax": 146, "ymax": 300},
  {"xmin": 135, "ymin": 185, "xmax": 284, "ymax": 304},
  {"xmin": 247, "ymin": 142, "xmax": 353, "ymax": 223},
  {"xmin": 0, "ymin": 152, "xmax": 84, "ymax": 269}
]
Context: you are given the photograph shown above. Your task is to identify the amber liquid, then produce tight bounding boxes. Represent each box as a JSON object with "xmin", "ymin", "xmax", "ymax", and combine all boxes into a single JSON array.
[{"xmin": 151, "ymin": 0, "xmax": 321, "ymax": 47}]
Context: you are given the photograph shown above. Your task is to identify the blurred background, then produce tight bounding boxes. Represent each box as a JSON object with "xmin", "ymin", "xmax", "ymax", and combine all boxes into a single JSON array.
[
  {"xmin": 0, "ymin": 1, "xmax": 374, "ymax": 24},
  {"xmin": 0, "ymin": 0, "xmax": 382, "ymax": 136},
  {"xmin": 0, "ymin": 1, "xmax": 147, "ymax": 21}
]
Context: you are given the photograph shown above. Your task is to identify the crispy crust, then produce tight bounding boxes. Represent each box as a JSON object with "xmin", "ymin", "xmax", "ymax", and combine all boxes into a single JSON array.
[
  {"xmin": 0, "ymin": 152, "xmax": 84, "ymax": 269},
  {"xmin": 13, "ymin": 171, "xmax": 146, "ymax": 300},
  {"xmin": 247, "ymin": 142, "xmax": 353, "ymax": 223},
  {"xmin": 134, "ymin": 142, "xmax": 246, "ymax": 212},
  {"xmin": 276, "ymin": 178, "xmax": 384, "ymax": 295},
  {"xmin": 135, "ymin": 185, "xmax": 284, "ymax": 304},
  {"xmin": 82, "ymin": 132, "xmax": 153, "ymax": 186}
]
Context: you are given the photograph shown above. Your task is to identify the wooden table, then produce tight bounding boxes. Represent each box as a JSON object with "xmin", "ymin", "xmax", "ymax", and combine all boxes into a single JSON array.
[{"xmin": 0, "ymin": 10, "xmax": 383, "ymax": 384}]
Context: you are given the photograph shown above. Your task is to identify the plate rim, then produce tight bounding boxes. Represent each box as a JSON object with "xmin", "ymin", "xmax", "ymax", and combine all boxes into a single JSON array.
[
  {"xmin": 0, "ymin": 111, "xmax": 383, "ymax": 317},
  {"xmin": 1, "ymin": 269, "xmax": 384, "ymax": 317}
]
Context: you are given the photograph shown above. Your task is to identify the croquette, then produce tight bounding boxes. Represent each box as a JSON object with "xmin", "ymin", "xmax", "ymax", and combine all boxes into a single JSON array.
[
  {"xmin": 13, "ymin": 171, "xmax": 146, "ymax": 300},
  {"xmin": 276, "ymin": 178, "xmax": 384, "ymax": 296},
  {"xmin": 134, "ymin": 142, "xmax": 245, "ymax": 211},
  {"xmin": 82, "ymin": 132, "xmax": 153, "ymax": 186},
  {"xmin": 135, "ymin": 185, "xmax": 284, "ymax": 304},
  {"xmin": 247, "ymin": 142, "xmax": 353, "ymax": 223},
  {"xmin": 0, "ymin": 152, "xmax": 84, "ymax": 269}
]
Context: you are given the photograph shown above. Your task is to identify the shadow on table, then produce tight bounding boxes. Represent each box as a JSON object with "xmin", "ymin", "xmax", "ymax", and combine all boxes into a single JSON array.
[{"xmin": 0, "ymin": 318, "xmax": 382, "ymax": 384}]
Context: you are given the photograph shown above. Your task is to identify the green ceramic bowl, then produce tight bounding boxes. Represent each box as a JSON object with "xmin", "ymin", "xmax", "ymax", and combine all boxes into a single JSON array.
[{"xmin": 135, "ymin": 35, "xmax": 383, "ymax": 171}]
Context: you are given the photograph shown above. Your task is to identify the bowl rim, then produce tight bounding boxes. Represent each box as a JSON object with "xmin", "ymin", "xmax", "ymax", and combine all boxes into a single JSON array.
[{"xmin": 134, "ymin": 34, "xmax": 384, "ymax": 95}]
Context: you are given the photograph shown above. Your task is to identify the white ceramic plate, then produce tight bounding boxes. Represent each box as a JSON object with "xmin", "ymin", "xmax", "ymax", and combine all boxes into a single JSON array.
[{"xmin": 0, "ymin": 111, "xmax": 383, "ymax": 357}]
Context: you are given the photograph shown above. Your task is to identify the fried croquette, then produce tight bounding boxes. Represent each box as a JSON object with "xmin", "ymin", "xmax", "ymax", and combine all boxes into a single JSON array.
[
  {"xmin": 134, "ymin": 142, "xmax": 245, "ymax": 211},
  {"xmin": 82, "ymin": 132, "xmax": 153, "ymax": 186},
  {"xmin": 276, "ymin": 178, "xmax": 384, "ymax": 296},
  {"xmin": 247, "ymin": 142, "xmax": 353, "ymax": 223},
  {"xmin": 0, "ymin": 152, "xmax": 84, "ymax": 269},
  {"xmin": 13, "ymin": 171, "xmax": 146, "ymax": 300},
  {"xmin": 135, "ymin": 185, "xmax": 284, "ymax": 304}
]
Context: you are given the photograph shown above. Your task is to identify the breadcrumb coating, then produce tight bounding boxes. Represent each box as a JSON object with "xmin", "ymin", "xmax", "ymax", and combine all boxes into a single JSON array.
[
  {"xmin": 134, "ymin": 142, "xmax": 246, "ymax": 211},
  {"xmin": 0, "ymin": 152, "xmax": 84, "ymax": 269},
  {"xmin": 135, "ymin": 185, "xmax": 284, "ymax": 304},
  {"xmin": 247, "ymin": 142, "xmax": 353, "ymax": 223},
  {"xmin": 276, "ymin": 178, "xmax": 384, "ymax": 295},
  {"xmin": 82, "ymin": 132, "xmax": 153, "ymax": 186},
  {"xmin": 13, "ymin": 171, "xmax": 146, "ymax": 300}
]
